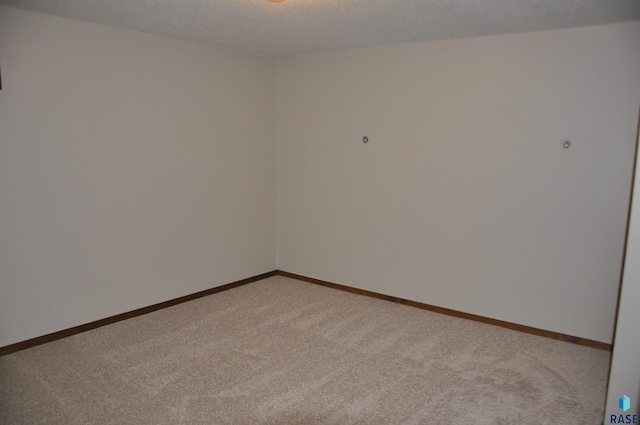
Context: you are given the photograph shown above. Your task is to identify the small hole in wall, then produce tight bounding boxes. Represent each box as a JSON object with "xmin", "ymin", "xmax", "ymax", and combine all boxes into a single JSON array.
[{"xmin": 362, "ymin": 136, "xmax": 368, "ymax": 144}]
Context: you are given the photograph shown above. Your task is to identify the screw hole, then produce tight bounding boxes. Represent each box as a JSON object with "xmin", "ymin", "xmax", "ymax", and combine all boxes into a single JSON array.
[{"xmin": 363, "ymin": 136, "xmax": 369, "ymax": 144}]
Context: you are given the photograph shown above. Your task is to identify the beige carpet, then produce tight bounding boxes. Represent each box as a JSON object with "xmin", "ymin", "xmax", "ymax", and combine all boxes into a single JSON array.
[{"xmin": 0, "ymin": 276, "xmax": 610, "ymax": 424}]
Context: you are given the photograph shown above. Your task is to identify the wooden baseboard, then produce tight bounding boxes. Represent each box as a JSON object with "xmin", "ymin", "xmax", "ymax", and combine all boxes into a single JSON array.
[
  {"xmin": 1, "ymin": 269, "xmax": 611, "ymax": 356},
  {"xmin": 276, "ymin": 270, "xmax": 612, "ymax": 351},
  {"xmin": 0, "ymin": 271, "xmax": 277, "ymax": 357}
]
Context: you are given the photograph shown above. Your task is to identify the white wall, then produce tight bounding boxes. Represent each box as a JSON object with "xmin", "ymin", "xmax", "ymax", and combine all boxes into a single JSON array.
[
  {"xmin": 2, "ymin": 5, "xmax": 638, "ymax": 350},
  {"xmin": 277, "ymin": 22, "xmax": 640, "ymax": 343},
  {"xmin": 0, "ymin": 6, "xmax": 277, "ymax": 348},
  {"xmin": 605, "ymin": 123, "xmax": 640, "ymax": 419}
]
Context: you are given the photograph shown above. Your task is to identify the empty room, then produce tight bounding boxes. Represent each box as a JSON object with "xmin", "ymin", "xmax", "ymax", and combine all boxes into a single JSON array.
[{"xmin": 1, "ymin": 1, "xmax": 640, "ymax": 424}]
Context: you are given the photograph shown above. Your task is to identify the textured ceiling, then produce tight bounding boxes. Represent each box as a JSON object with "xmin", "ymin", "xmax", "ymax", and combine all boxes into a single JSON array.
[{"xmin": 1, "ymin": 0, "xmax": 640, "ymax": 55}]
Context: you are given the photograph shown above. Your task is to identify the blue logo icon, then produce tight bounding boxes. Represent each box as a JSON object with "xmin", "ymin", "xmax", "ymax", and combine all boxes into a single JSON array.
[
  {"xmin": 611, "ymin": 395, "xmax": 638, "ymax": 423},
  {"xmin": 620, "ymin": 395, "xmax": 631, "ymax": 412}
]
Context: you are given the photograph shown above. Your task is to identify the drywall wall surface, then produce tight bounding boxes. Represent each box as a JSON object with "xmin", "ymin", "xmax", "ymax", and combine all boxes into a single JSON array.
[
  {"xmin": 277, "ymin": 22, "xmax": 640, "ymax": 343},
  {"xmin": 605, "ymin": 124, "xmax": 640, "ymax": 420},
  {"xmin": 0, "ymin": 6, "xmax": 277, "ymax": 348}
]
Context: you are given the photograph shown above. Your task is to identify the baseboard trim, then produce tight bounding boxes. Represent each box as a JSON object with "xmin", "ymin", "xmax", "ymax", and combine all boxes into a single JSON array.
[
  {"xmin": 0, "ymin": 271, "xmax": 277, "ymax": 357},
  {"xmin": 276, "ymin": 270, "xmax": 612, "ymax": 352},
  {"xmin": 1, "ymin": 269, "xmax": 611, "ymax": 356}
]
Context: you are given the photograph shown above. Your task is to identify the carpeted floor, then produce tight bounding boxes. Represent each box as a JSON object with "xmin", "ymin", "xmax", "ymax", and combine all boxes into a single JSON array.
[{"xmin": 0, "ymin": 275, "xmax": 610, "ymax": 424}]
